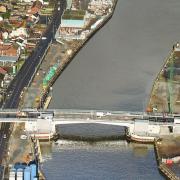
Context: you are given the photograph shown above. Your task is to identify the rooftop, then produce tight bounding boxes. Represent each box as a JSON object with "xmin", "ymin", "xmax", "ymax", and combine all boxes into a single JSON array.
[
  {"xmin": 61, "ymin": 19, "xmax": 85, "ymax": 28},
  {"xmin": 0, "ymin": 44, "xmax": 20, "ymax": 62}
]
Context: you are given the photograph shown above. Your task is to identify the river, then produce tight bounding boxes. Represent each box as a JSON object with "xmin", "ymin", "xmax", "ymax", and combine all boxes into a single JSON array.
[
  {"xmin": 43, "ymin": 0, "xmax": 180, "ymax": 179},
  {"xmin": 49, "ymin": 0, "xmax": 180, "ymax": 111},
  {"xmin": 41, "ymin": 124, "xmax": 164, "ymax": 180},
  {"xmin": 42, "ymin": 140, "xmax": 164, "ymax": 180}
]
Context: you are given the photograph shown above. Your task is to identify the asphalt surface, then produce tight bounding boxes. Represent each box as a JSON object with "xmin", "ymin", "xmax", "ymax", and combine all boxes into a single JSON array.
[
  {"xmin": 4, "ymin": 0, "xmax": 66, "ymax": 108},
  {"xmin": 0, "ymin": 0, "xmax": 66, "ymax": 178}
]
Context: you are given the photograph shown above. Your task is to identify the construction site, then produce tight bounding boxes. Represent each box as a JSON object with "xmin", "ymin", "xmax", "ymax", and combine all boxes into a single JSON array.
[{"xmin": 147, "ymin": 43, "xmax": 180, "ymax": 114}]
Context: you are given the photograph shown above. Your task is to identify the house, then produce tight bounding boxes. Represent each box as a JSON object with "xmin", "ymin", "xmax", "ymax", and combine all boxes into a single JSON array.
[
  {"xmin": 30, "ymin": 12, "xmax": 40, "ymax": 23},
  {"xmin": 0, "ymin": 43, "xmax": 20, "ymax": 63},
  {"xmin": 2, "ymin": 32, "xmax": 8, "ymax": 40},
  {"xmin": 88, "ymin": 0, "xmax": 113, "ymax": 15},
  {"xmin": 0, "ymin": 66, "xmax": 7, "ymax": 75},
  {"xmin": 20, "ymin": 0, "xmax": 35, "ymax": 3},
  {"xmin": 27, "ymin": 0, "xmax": 42, "ymax": 14},
  {"xmin": 9, "ymin": 27, "xmax": 28, "ymax": 39},
  {"xmin": 15, "ymin": 37, "xmax": 27, "ymax": 49},
  {"xmin": 0, "ymin": 5, "xmax": 6, "ymax": 13}
]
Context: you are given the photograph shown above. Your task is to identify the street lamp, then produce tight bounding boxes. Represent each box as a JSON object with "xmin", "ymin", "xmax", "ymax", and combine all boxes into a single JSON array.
[{"xmin": 50, "ymin": 86, "xmax": 53, "ymax": 98}]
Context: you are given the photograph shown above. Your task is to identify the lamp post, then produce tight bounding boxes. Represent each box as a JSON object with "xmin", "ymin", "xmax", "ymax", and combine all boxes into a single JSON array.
[{"xmin": 50, "ymin": 86, "xmax": 53, "ymax": 98}]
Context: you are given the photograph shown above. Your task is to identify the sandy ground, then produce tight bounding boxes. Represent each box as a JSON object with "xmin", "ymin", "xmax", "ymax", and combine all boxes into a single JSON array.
[
  {"xmin": 21, "ymin": 39, "xmax": 84, "ymax": 108},
  {"xmin": 8, "ymin": 123, "xmax": 32, "ymax": 165},
  {"xmin": 158, "ymin": 136, "xmax": 180, "ymax": 158}
]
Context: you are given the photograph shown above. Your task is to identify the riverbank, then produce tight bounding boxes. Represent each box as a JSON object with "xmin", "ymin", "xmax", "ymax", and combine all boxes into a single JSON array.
[
  {"xmin": 21, "ymin": 0, "xmax": 118, "ymax": 109},
  {"xmin": 146, "ymin": 43, "xmax": 180, "ymax": 179},
  {"xmin": 147, "ymin": 44, "xmax": 180, "ymax": 114}
]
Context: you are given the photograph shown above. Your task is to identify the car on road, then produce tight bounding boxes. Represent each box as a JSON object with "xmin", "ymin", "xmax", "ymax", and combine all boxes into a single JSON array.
[
  {"xmin": 20, "ymin": 135, "xmax": 27, "ymax": 140},
  {"xmin": 3, "ymin": 134, "xmax": 6, "ymax": 139}
]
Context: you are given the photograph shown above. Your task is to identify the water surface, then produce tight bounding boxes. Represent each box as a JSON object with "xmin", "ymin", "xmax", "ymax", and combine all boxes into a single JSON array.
[
  {"xmin": 44, "ymin": 0, "xmax": 180, "ymax": 179},
  {"xmin": 50, "ymin": 0, "xmax": 180, "ymax": 111},
  {"xmin": 42, "ymin": 140, "xmax": 163, "ymax": 180}
]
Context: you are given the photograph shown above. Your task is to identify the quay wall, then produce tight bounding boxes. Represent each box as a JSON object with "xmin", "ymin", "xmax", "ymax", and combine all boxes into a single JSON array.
[{"xmin": 154, "ymin": 139, "xmax": 180, "ymax": 180}]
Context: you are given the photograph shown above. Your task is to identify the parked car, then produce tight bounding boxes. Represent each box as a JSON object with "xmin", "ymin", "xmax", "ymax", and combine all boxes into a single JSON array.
[{"xmin": 20, "ymin": 135, "xmax": 27, "ymax": 140}]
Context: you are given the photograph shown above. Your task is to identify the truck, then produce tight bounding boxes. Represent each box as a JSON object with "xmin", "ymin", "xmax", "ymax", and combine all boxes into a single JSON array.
[{"xmin": 96, "ymin": 112, "xmax": 105, "ymax": 117}]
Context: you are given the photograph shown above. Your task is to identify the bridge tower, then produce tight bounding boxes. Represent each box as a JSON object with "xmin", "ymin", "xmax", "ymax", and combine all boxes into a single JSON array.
[{"xmin": 25, "ymin": 118, "xmax": 56, "ymax": 140}]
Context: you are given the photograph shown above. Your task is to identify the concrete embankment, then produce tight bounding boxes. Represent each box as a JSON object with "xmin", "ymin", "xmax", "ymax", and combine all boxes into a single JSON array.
[{"xmin": 35, "ymin": 0, "xmax": 118, "ymax": 109}]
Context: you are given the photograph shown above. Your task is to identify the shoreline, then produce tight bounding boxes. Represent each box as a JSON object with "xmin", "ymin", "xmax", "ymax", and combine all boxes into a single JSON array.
[
  {"xmin": 147, "ymin": 48, "xmax": 174, "ymax": 112},
  {"xmin": 28, "ymin": 0, "xmax": 118, "ymax": 109},
  {"xmin": 154, "ymin": 139, "xmax": 180, "ymax": 180}
]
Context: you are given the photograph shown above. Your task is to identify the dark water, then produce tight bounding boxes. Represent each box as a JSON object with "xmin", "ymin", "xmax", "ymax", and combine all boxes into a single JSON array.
[
  {"xmin": 44, "ymin": 0, "xmax": 180, "ymax": 179},
  {"xmin": 42, "ymin": 139, "xmax": 163, "ymax": 180},
  {"xmin": 55, "ymin": 124, "xmax": 125, "ymax": 140},
  {"xmin": 42, "ymin": 125, "xmax": 163, "ymax": 180}
]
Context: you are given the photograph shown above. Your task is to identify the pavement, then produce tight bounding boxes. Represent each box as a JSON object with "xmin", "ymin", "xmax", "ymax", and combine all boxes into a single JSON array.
[
  {"xmin": 22, "ymin": 43, "xmax": 64, "ymax": 108},
  {"xmin": 8, "ymin": 123, "xmax": 32, "ymax": 164}
]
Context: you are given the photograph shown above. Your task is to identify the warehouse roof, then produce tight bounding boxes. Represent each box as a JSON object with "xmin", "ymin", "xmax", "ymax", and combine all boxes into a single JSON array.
[{"xmin": 61, "ymin": 19, "xmax": 85, "ymax": 28}]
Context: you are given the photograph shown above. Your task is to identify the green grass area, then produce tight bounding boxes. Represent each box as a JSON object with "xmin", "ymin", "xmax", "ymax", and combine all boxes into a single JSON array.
[
  {"xmin": 62, "ymin": 10, "xmax": 86, "ymax": 20},
  {"xmin": 1, "ymin": 10, "xmax": 11, "ymax": 19},
  {"xmin": 41, "ymin": 8, "xmax": 53, "ymax": 14},
  {"xmin": 16, "ymin": 59, "xmax": 25, "ymax": 71}
]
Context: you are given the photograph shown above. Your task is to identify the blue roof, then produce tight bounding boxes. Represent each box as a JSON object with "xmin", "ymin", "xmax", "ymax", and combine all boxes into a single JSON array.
[
  {"xmin": 61, "ymin": 19, "xmax": 85, "ymax": 28},
  {"xmin": 0, "ymin": 56, "xmax": 18, "ymax": 62}
]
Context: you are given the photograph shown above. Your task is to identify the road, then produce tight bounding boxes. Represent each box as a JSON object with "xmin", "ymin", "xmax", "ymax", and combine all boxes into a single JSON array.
[
  {"xmin": 4, "ymin": 0, "xmax": 66, "ymax": 108},
  {"xmin": 0, "ymin": 0, "xmax": 66, "ymax": 178}
]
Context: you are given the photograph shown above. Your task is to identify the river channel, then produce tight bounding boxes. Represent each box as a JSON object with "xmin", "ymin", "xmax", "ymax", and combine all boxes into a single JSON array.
[
  {"xmin": 43, "ymin": 0, "xmax": 180, "ymax": 179},
  {"xmin": 49, "ymin": 0, "xmax": 180, "ymax": 111}
]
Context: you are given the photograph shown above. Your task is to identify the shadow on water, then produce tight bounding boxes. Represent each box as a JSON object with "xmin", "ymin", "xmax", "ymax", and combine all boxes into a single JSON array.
[{"xmin": 55, "ymin": 123, "xmax": 126, "ymax": 142}]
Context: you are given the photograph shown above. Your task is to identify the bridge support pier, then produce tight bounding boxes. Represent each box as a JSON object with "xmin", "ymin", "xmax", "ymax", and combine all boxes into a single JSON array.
[{"xmin": 25, "ymin": 118, "xmax": 56, "ymax": 140}]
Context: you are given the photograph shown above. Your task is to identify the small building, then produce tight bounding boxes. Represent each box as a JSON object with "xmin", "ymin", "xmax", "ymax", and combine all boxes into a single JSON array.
[
  {"xmin": 0, "ymin": 66, "xmax": 7, "ymax": 75},
  {"xmin": 88, "ymin": 0, "xmax": 113, "ymax": 15},
  {"xmin": 9, "ymin": 27, "xmax": 28, "ymax": 38},
  {"xmin": 0, "ymin": 16, "xmax": 3, "ymax": 22},
  {"xmin": 0, "ymin": 5, "xmax": 6, "ymax": 13},
  {"xmin": 0, "ymin": 43, "xmax": 20, "ymax": 63},
  {"xmin": 61, "ymin": 19, "xmax": 86, "ymax": 29}
]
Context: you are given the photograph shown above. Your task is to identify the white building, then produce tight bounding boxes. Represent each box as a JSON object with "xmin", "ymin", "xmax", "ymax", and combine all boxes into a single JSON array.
[{"xmin": 9, "ymin": 27, "xmax": 28, "ymax": 38}]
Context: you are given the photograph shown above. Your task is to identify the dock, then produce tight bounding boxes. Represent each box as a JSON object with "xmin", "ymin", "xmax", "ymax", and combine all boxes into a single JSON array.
[{"xmin": 154, "ymin": 139, "xmax": 180, "ymax": 180}]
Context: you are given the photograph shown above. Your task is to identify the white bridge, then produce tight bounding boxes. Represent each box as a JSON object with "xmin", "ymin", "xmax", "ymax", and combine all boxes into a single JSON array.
[{"xmin": 0, "ymin": 109, "xmax": 180, "ymax": 139}]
